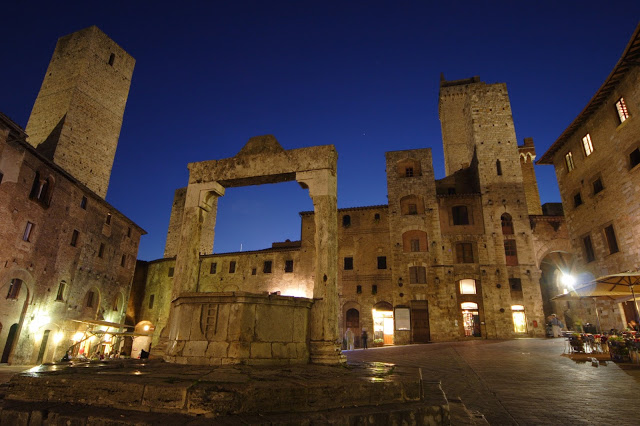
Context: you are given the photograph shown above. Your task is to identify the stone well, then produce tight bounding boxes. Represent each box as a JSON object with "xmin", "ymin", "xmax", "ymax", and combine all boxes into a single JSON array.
[{"xmin": 165, "ymin": 291, "xmax": 312, "ymax": 365}]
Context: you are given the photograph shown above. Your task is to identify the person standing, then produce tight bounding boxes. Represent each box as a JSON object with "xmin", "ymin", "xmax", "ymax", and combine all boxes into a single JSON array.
[
  {"xmin": 361, "ymin": 329, "xmax": 368, "ymax": 349},
  {"xmin": 344, "ymin": 328, "xmax": 355, "ymax": 350},
  {"xmin": 549, "ymin": 314, "xmax": 564, "ymax": 337}
]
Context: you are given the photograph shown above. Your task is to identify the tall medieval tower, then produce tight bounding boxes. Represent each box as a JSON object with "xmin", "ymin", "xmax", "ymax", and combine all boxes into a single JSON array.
[{"xmin": 25, "ymin": 26, "xmax": 135, "ymax": 198}]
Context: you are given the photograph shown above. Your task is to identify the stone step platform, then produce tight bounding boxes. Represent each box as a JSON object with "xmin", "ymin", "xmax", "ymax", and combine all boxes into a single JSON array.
[{"xmin": 0, "ymin": 359, "xmax": 450, "ymax": 425}]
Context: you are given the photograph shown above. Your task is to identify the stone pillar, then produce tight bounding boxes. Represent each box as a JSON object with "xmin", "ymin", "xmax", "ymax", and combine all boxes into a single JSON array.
[
  {"xmin": 297, "ymin": 169, "xmax": 344, "ymax": 364},
  {"xmin": 165, "ymin": 181, "xmax": 224, "ymax": 357}
]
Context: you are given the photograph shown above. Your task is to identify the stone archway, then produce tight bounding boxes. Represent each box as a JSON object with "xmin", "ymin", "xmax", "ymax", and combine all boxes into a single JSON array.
[
  {"xmin": 166, "ymin": 135, "xmax": 341, "ymax": 365},
  {"xmin": 538, "ymin": 251, "xmax": 579, "ymax": 327}
]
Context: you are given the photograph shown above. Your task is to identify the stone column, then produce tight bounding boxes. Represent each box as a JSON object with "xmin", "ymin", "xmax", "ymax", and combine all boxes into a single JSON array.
[
  {"xmin": 297, "ymin": 169, "xmax": 344, "ymax": 364},
  {"xmin": 165, "ymin": 181, "xmax": 224, "ymax": 357}
]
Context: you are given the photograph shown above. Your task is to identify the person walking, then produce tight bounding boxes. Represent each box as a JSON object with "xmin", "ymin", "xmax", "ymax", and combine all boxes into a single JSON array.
[
  {"xmin": 361, "ymin": 329, "xmax": 368, "ymax": 349},
  {"xmin": 549, "ymin": 314, "xmax": 564, "ymax": 337}
]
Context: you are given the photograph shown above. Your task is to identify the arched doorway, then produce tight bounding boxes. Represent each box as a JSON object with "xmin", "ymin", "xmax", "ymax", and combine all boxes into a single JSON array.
[
  {"xmin": 372, "ymin": 302, "xmax": 394, "ymax": 345},
  {"xmin": 539, "ymin": 251, "xmax": 581, "ymax": 329},
  {"xmin": 2, "ymin": 323, "xmax": 19, "ymax": 363},
  {"xmin": 345, "ymin": 308, "xmax": 359, "ymax": 329}
]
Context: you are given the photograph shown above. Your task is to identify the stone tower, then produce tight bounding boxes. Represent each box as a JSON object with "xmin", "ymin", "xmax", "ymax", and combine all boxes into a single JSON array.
[{"xmin": 25, "ymin": 26, "xmax": 135, "ymax": 198}]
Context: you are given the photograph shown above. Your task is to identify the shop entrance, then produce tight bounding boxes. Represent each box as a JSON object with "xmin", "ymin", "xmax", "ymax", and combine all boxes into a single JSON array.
[
  {"xmin": 512, "ymin": 305, "xmax": 527, "ymax": 333},
  {"xmin": 461, "ymin": 302, "xmax": 481, "ymax": 337},
  {"xmin": 372, "ymin": 302, "xmax": 394, "ymax": 345}
]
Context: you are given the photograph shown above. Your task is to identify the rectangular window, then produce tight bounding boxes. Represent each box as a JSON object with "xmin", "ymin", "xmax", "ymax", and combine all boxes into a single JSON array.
[
  {"xmin": 573, "ymin": 192, "xmax": 583, "ymax": 208},
  {"xmin": 452, "ymin": 206, "xmax": 469, "ymax": 225},
  {"xmin": 55, "ymin": 281, "xmax": 66, "ymax": 301},
  {"xmin": 120, "ymin": 254, "xmax": 127, "ymax": 267},
  {"xmin": 582, "ymin": 133, "xmax": 594, "ymax": 157},
  {"xmin": 0, "ymin": 171, "xmax": 3, "ymax": 184},
  {"xmin": 616, "ymin": 97, "xmax": 630, "ymax": 123},
  {"xmin": 108, "ymin": 53, "xmax": 116, "ymax": 66},
  {"xmin": 630, "ymin": 148, "xmax": 640, "ymax": 169},
  {"xmin": 496, "ymin": 159, "xmax": 502, "ymax": 176},
  {"xmin": 229, "ymin": 261, "xmax": 236, "ymax": 273},
  {"xmin": 6, "ymin": 278, "xmax": 22, "ymax": 299},
  {"xmin": 410, "ymin": 239, "xmax": 420, "ymax": 252},
  {"xmin": 455, "ymin": 242, "xmax": 474, "ymax": 263},
  {"xmin": 23, "ymin": 222, "xmax": 34, "ymax": 242},
  {"xmin": 409, "ymin": 266, "xmax": 427, "ymax": 284},
  {"xmin": 98, "ymin": 243, "xmax": 105, "ymax": 258},
  {"xmin": 604, "ymin": 225, "xmax": 619, "ymax": 254},
  {"xmin": 372, "ymin": 284, "xmax": 378, "ymax": 295},
  {"xmin": 263, "ymin": 260, "xmax": 272, "ymax": 273},
  {"xmin": 356, "ymin": 285, "xmax": 362, "ymax": 294},
  {"xmin": 377, "ymin": 256, "xmax": 387, "ymax": 269},
  {"xmin": 148, "ymin": 294, "xmax": 155, "ymax": 310},
  {"xmin": 408, "ymin": 203, "xmax": 418, "ymax": 215},
  {"xmin": 105, "ymin": 213, "xmax": 112, "ymax": 225},
  {"xmin": 284, "ymin": 260, "xmax": 294, "ymax": 273},
  {"xmin": 210, "ymin": 262, "xmax": 217, "ymax": 274},
  {"xmin": 168, "ymin": 267, "xmax": 174, "ymax": 277},
  {"xmin": 80, "ymin": 196, "xmax": 87, "ymax": 209},
  {"xmin": 504, "ymin": 239, "xmax": 518, "ymax": 266},
  {"xmin": 252, "ymin": 268, "xmax": 257, "ymax": 275},
  {"xmin": 344, "ymin": 257, "xmax": 353, "ymax": 270},
  {"xmin": 509, "ymin": 278, "xmax": 523, "ymax": 293},
  {"xmin": 565, "ymin": 151, "xmax": 575, "ymax": 172},
  {"xmin": 405, "ymin": 167, "xmax": 414, "ymax": 177},
  {"xmin": 70, "ymin": 229, "xmax": 79, "ymax": 247},
  {"xmin": 459, "ymin": 279, "xmax": 476, "ymax": 294},
  {"xmin": 583, "ymin": 235, "xmax": 595, "ymax": 263},
  {"xmin": 127, "ymin": 227, "xmax": 132, "ymax": 238},
  {"xmin": 593, "ymin": 177, "xmax": 604, "ymax": 195}
]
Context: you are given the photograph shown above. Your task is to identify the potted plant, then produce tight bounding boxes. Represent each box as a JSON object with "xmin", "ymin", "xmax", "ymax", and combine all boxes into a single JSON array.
[
  {"xmin": 373, "ymin": 338, "xmax": 384, "ymax": 347},
  {"xmin": 608, "ymin": 336, "xmax": 630, "ymax": 362}
]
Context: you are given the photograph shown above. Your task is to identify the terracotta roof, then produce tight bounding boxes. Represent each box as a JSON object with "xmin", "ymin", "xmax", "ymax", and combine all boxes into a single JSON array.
[{"xmin": 538, "ymin": 22, "xmax": 640, "ymax": 164}]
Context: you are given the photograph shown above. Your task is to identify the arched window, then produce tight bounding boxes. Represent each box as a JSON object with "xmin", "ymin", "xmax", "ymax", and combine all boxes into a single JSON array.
[
  {"xmin": 451, "ymin": 205, "xmax": 469, "ymax": 225},
  {"xmin": 402, "ymin": 230, "xmax": 428, "ymax": 252},
  {"xmin": 29, "ymin": 172, "xmax": 54, "ymax": 207},
  {"xmin": 342, "ymin": 215, "xmax": 351, "ymax": 227},
  {"xmin": 396, "ymin": 158, "xmax": 422, "ymax": 178},
  {"xmin": 501, "ymin": 213, "xmax": 514, "ymax": 234},
  {"xmin": 346, "ymin": 308, "xmax": 360, "ymax": 329}
]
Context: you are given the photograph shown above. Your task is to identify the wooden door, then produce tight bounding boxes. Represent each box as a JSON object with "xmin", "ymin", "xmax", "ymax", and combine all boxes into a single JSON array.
[{"xmin": 412, "ymin": 308, "xmax": 430, "ymax": 343}]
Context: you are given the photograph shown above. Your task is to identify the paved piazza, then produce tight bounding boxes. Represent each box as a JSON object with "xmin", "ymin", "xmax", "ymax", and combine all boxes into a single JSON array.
[{"xmin": 347, "ymin": 338, "xmax": 640, "ymax": 425}]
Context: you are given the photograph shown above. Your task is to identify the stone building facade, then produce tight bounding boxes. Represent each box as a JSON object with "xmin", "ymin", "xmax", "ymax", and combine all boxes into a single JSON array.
[
  {"xmin": 0, "ymin": 27, "xmax": 144, "ymax": 365},
  {"xmin": 132, "ymin": 76, "xmax": 570, "ymax": 353},
  {"xmin": 538, "ymin": 23, "xmax": 640, "ymax": 330}
]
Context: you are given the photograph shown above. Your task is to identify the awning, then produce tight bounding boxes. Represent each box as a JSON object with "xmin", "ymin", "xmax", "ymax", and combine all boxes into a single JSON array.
[{"xmin": 71, "ymin": 319, "xmax": 134, "ymax": 329}]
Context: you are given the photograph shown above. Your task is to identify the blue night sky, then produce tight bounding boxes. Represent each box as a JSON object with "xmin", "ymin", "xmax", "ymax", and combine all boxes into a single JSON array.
[{"xmin": 1, "ymin": 3, "xmax": 639, "ymax": 261}]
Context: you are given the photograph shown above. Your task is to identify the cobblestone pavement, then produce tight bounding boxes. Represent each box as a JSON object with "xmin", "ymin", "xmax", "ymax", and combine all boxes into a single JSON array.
[{"xmin": 346, "ymin": 338, "xmax": 640, "ymax": 425}]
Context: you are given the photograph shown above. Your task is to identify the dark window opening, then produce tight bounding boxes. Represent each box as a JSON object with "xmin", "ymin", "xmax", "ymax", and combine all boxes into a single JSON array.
[
  {"xmin": 29, "ymin": 172, "xmax": 52, "ymax": 206},
  {"xmin": 210, "ymin": 263, "xmax": 217, "ymax": 274},
  {"xmin": 342, "ymin": 215, "xmax": 351, "ymax": 227},
  {"xmin": 405, "ymin": 167, "xmax": 414, "ymax": 177},
  {"xmin": 410, "ymin": 239, "xmax": 420, "ymax": 252},
  {"xmin": 374, "ymin": 213, "xmax": 380, "ymax": 221},
  {"xmin": 593, "ymin": 178, "xmax": 604, "ymax": 195},
  {"xmin": 56, "ymin": 281, "xmax": 65, "ymax": 301},
  {"xmin": 127, "ymin": 227, "xmax": 132, "ymax": 238},
  {"xmin": 98, "ymin": 243, "xmax": 105, "ymax": 258},
  {"xmin": 496, "ymin": 159, "xmax": 502, "ymax": 176},
  {"xmin": 0, "ymin": 171, "xmax": 3, "ymax": 184},
  {"xmin": 448, "ymin": 187, "xmax": 456, "ymax": 195},
  {"xmin": 284, "ymin": 260, "xmax": 294, "ymax": 273},
  {"xmin": 372, "ymin": 285, "xmax": 378, "ymax": 295},
  {"xmin": 263, "ymin": 261, "xmax": 272, "ymax": 273},
  {"xmin": 456, "ymin": 242, "xmax": 474, "ymax": 263},
  {"xmin": 377, "ymin": 256, "xmax": 387, "ymax": 269},
  {"xmin": 86, "ymin": 291, "xmax": 95, "ymax": 308},
  {"xmin": 229, "ymin": 261, "xmax": 236, "ymax": 273},
  {"xmin": 108, "ymin": 53, "xmax": 115, "ymax": 66},
  {"xmin": 604, "ymin": 225, "xmax": 619, "ymax": 254},
  {"xmin": 408, "ymin": 203, "xmax": 418, "ymax": 215},
  {"xmin": 121, "ymin": 254, "xmax": 126, "ymax": 267},
  {"xmin": 630, "ymin": 148, "xmax": 640, "ymax": 169},
  {"xmin": 344, "ymin": 257, "xmax": 353, "ymax": 270},
  {"xmin": 356, "ymin": 285, "xmax": 362, "ymax": 294},
  {"xmin": 409, "ymin": 266, "xmax": 427, "ymax": 284},
  {"xmin": 252, "ymin": 268, "xmax": 257, "ymax": 275},
  {"xmin": 501, "ymin": 213, "xmax": 514, "ymax": 234},
  {"xmin": 574, "ymin": 192, "xmax": 583, "ymax": 208},
  {"xmin": 452, "ymin": 206, "xmax": 469, "ymax": 225},
  {"xmin": 168, "ymin": 267, "xmax": 174, "ymax": 277},
  {"xmin": 148, "ymin": 294, "xmax": 155, "ymax": 310},
  {"xmin": 105, "ymin": 213, "xmax": 112, "ymax": 225},
  {"xmin": 80, "ymin": 196, "xmax": 87, "ymax": 209},
  {"xmin": 6, "ymin": 278, "xmax": 22, "ymax": 299},
  {"xmin": 583, "ymin": 235, "xmax": 595, "ymax": 263},
  {"xmin": 509, "ymin": 278, "xmax": 522, "ymax": 291},
  {"xmin": 70, "ymin": 229, "xmax": 79, "ymax": 247},
  {"xmin": 504, "ymin": 239, "xmax": 518, "ymax": 265}
]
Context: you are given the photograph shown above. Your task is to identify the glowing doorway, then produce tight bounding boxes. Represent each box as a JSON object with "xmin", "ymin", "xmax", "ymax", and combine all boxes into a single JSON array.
[
  {"xmin": 512, "ymin": 305, "xmax": 527, "ymax": 333},
  {"xmin": 372, "ymin": 302, "xmax": 394, "ymax": 345},
  {"xmin": 461, "ymin": 302, "xmax": 481, "ymax": 337}
]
